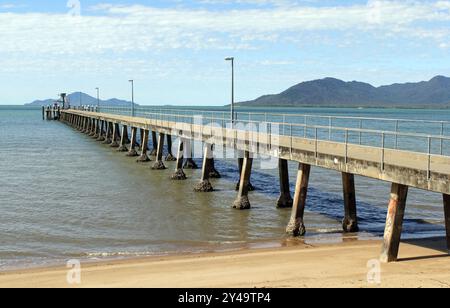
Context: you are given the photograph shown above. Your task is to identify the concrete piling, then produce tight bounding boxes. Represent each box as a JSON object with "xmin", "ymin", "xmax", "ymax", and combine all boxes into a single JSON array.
[
  {"xmin": 171, "ymin": 138, "xmax": 187, "ymax": 180},
  {"xmin": 342, "ymin": 172, "xmax": 359, "ymax": 233},
  {"xmin": 277, "ymin": 159, "xmax": 293, "ymax": 208},
  {"xmin": 233, "ymin": 151, "xmax": 253, "ymax": 210},
  {"xmin": 165, "ymin": 135, "xmax": 177, "ymax": 161},
  {"xmin": 152, "ymin": 133, "xmax": 167, "ymax": 170},
  {"xmin": 236, "ymin": 158, "xmax": 255, "ymax": 191},
  {"xmin": 110, "ymin": 123, "xmax": 120, "ymax": 148},
  {"xmin": 117, "ymin": 125, "xmax": 129, "ymax": 152},
  {"xmin": 126, "ymin": 127, "xmax": 139, "ymax": 157},
  {"xmin": 443, "ymin": 194, "xmax": 450, "ymax": 252},
  {"xmin": 194, "ymin": 144, "xmax": 214, "ymax": 192},
  {"xmin": 183, "ymin": 140, "xmax": 198, "ymax": 169},
  {"xmin": 286, "ymin": 163, "xmax": 311, "ymax": 237},
  {"xmin": 136, "ymin": 129, "xmax": 151, "ymax": 163},
  {"xmin": 96, "ymin": 121, "xmax": 106, "ymax": 142},
  {"xmin": 150, "ymin": 131, "xmax": 158, "ymax": 156},
  {"xmin": 102, "ymin": 122, "xmax": 112, "ymax": 144},
  {"xmin": 380, "ymin": 183, "xmax": 409, "ymax": 263}
]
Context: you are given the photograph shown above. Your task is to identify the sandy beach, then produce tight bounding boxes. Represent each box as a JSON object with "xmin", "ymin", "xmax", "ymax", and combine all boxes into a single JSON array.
[{"xmin": 0, "ymin": 238, "xmax": 449, "ymax": 288}]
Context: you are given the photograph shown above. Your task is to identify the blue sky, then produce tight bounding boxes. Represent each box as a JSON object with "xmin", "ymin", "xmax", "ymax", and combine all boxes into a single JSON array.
[{"xmin": 1, "ymin": 0, "xmax": 450, "ymax": 105}]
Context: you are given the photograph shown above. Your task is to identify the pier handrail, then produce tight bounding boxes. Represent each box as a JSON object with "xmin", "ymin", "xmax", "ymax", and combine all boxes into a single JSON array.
[
  {"xmin": 76, "ymin": 106, "xmax": 450, "ymax": 157},
  {"xmin": 95, "ymin": 105, "xmax": 450, "ymax": 137}
]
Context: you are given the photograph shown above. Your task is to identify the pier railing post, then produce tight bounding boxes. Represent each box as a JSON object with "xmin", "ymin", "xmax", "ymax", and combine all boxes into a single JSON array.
[
  {"xmin": 286, "ymin": 163, "xmax": 311, "ymax": 236},
  {"xmin": 152, "ymin": 133, "xmax": 167, "ymax": 170},
  {"xmin": 277, "ymin": 158, "xmax": 293, "ymax": 208},
  {"xmin": 380, "ymin": 183, "xmax": 409, "ymax": 263},
  {"xmin": 444, "ymin": 194, "xmax": 450, "ymax": 252},
  {"xmin": 342, "ymin": 172, "xmax": 359, "ymax": 232},
  {"xmin": 194, "ymin": 143, "xmax": 214, "ymax": 192},
  {"xmin": 126, "ymin": 127, "xmax": 139, "ymax": 157},
  {"xmin": 136, "ymin": 129, "xmax": 150, "ymax": 163},
  {"xmin": 172, "ymin": 138, "xmax": 187, "ymax": 180},
  {"xmin": 233, "ymin": 151, "xmax": 253, "ymax": 210}
]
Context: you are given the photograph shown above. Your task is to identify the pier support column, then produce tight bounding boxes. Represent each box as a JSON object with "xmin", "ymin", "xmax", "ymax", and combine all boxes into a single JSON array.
[
  {"xmin": 117, "ymin": 125, "xmax": 129, "ymax": 152},
  {"xmin": 102, "ymin": 122, "xmax": 112, "ymax": 144},
  {"xmin": 286, "ymin": 164, "xmax": 311, "ymax": 237},
  {"xmin": 171, "ymin": 138, "xmax": 187, "ymax": 180},
  {"xmin": 88, "ymin": 119, "xmax": 96, "ymax": 136},
  {"xmin": 110, "ymin": 123, "xmax": 120, "ymax": 148},
  {"xmin": 126, "ymin": 127, "xmax": 139, "ymax": 157},
  {"xmin": 194, "ymin": 144, "xmax": 214, "ymax": 192},
  {"xmin": 277, "ymin": 159, "xmax": 293, "ymax": 208},
  {"xmin": 236, "ymin": 157, "xmax": 255, "ymax": 191},
  {"xmin": 152, "ymin": 133, "xmax": 167, "ymax": 170},
  {"xmin": 444, "ymin": 194, "xmax": 450, "ymax": 252},
  {"xmin": 208, "ymin": 146, "xmax": 221, "ymax": 179},
  {"xmin": 342, "ymin": 173, "xmax": 359, "ymax": 233},
  {"xmin": 97, "ymin": 121, "xmax": 106, "ymax": 141},
  {"xmin": 233, "ymin": 151, "xmax": 253, "ymax": 210},
  {"xmin": 380, "ymin": 183, "xmax": 409, "ymax": 263},
  {"xmin": 183, "ymin": 140, "xmax": 198, "ymax": 169},
  {"xmin": 136, "ymin": 129, "xmax": 150, "ymax": 163},
  {"xmin": 92, "ymin": 119, "xmax": 100, "ymax": 138},
  {"xmin": 150, "ymin": 131, "xmax": 158, "ymax": 156},
  {"xmin": 165, "ymin": 135, "xmax": 176, "ymax": 161}
]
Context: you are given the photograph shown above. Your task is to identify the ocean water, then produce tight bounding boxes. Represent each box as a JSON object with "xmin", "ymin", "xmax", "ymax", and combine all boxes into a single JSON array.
[{"xmin": 0, "ymin": 105, "xmax": 448, "ymax": 270}]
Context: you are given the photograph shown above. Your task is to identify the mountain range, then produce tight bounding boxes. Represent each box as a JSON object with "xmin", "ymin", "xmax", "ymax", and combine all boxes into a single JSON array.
[
  {"xmin": 238, "ymin": 76, "xmax": 450, "ymax": 108},
  {"xmin": 26, "ymin": 92, "xmax": 137, "ymax": 107}
]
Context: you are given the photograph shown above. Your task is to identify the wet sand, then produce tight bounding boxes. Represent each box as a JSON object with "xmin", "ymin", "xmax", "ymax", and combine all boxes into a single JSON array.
[{"xmin": 0, "ymin": 238, "xmax": 449, "ymax": 288}]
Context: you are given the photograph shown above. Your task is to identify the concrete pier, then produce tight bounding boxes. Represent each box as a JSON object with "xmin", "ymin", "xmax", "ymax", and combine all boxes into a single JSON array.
[
  {"xmin": 102, "ymin": 122, "xmax": 112, "ymax": 144},
  {"xmin": 110, "ymin": 123, "xmax": 121, "ymax": 148},
  {"xmin": 96, "ymin": 121, "xmax": 106, "ymax": 142},
  {"xmin": 118, "ymin": 125, "xmax": 129, "ymax": 152},
  {"xmin": 127, "ymin": 127, "xmax": 139, "ymax": 157},
  {"xmin": 150, "ymin": 131, "xmax": 158, "ymax": 156},
  {"xmin": 380, "ymin": 183, "xmax": 409, "ymax": 263},
  {"xmin": 277, "ymin": 159, "xmax": 293, "ymax": 208},
  {"xmin": 342, "ymin": 173, "xmax": 359, "ymax": 233},
  {"xmin": 194, "ymin": 144, "xmax": 214, "ymax": 192},
  {"xmin": 165, "ymin": 135, "xmax": 176, "ymax": 161},
  {"xmin": 152, "ymin": 133, "xmax": 167, "ymax": 170},
  {"xmin": 444, "ymin": 194, "xmax": 450, "ymax": 251},
  {"xmin": 236, "ymin": 158, "xmax": 255, "ymax": 191},
  {"xmin": 286, "ymin": 164, "xmax": 311, "ymax": 236},
  {"xmin": 233, "ymin": 151, "xmax": 253, "ymax": 210},
  {"xmin": 171, "ymin": 138, "xmax": 187, "ymax": 180},
  {"xmin": 137, "ymin": 129, "xmax": 150, "ymax": 163},
  {"xmin": 59, "ymin": 109, "xmax": 450, "ymax": 262}
]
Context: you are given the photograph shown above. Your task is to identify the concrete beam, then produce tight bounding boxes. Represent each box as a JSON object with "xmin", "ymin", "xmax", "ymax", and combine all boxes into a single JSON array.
[
  {"xmin": 233, "ymin": 151, "xmax": 253, "ymax": 210},
  {"xmin": 286, "ymin": 163, "xmax": 311, "ymax": 237},
  {"xmin": 380, "ymin": 183, "xmax": 409, "ymax": 263},
  {"xmin": 342, "ymin": 172, "xmax": 359, "ymax": 233},
  {"xmin": 277, "ymin": 159, "xmax": 293, "ymax": 208}
]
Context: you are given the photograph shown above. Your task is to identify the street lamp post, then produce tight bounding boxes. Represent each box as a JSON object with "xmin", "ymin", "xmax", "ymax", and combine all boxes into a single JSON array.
[
  {"xmin": 225, "ymin": 57, "xmax": 235, "ymax": 124},
  {"xmin": 129, "ymin": 80, "xmax": 134, "ymax": 117},
  {"xmin": 95, "ymin": 87, "xmax": 100, "ymax": 111}
]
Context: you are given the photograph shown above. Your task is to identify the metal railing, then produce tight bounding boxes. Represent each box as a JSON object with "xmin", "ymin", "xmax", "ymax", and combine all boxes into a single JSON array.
[{"xmin": 72, "ymin": 105, "xmax": 450, "ymax": 157}]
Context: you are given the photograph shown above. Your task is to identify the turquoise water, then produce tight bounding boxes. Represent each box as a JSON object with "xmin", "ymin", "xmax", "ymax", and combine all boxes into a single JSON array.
[{"xmin": 0, "ymin": 106, "xmax": 448, "ymax": 270}]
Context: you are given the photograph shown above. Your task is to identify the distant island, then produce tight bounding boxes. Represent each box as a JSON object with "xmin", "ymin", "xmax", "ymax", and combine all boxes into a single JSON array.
[
  {"xmin": 25, "ymin": 92, "xmax": 138, "ymax": 107},
  {"xmin": 238, "ymin": 76, "xmax": 450, "ymax": 108}
]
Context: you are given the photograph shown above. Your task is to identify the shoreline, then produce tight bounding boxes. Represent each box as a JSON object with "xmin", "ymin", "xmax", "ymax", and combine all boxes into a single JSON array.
[{"xmin": 0, "ymin": 238, "xmax": 448, "ymax": 288}]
